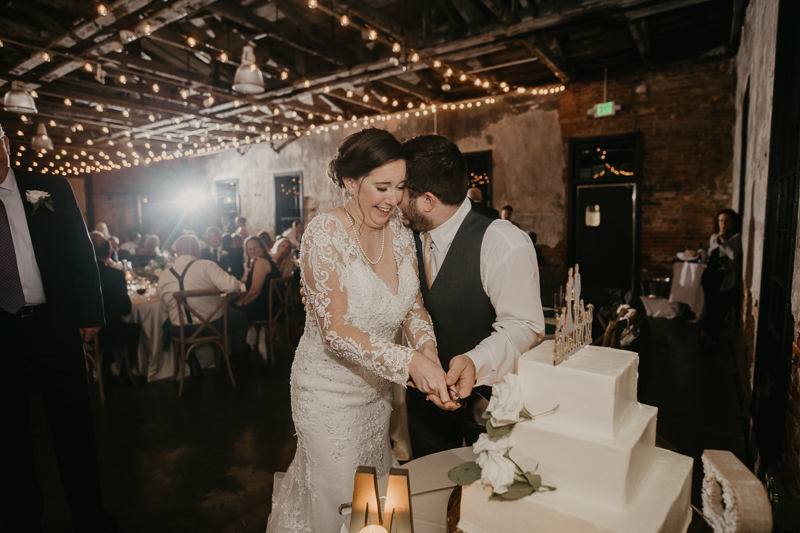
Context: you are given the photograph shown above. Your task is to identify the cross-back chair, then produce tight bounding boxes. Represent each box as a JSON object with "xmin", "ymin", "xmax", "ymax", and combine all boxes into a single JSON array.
[
  {"xmin": 83, "ymin": 329, "xmax": 137, "ymax": 405},
  {"xmin": 171, "ymin": 288, "xmax": 236, "ymax": 396},
  {"xmin": 251, "ymin": 275, "xmax": 294, "ymax": 367}
]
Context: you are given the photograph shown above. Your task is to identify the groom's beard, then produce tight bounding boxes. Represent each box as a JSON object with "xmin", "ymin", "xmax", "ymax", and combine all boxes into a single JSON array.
[{"xmin": 401, "ymin": 196, "xmax": 435, "ymax": 232}]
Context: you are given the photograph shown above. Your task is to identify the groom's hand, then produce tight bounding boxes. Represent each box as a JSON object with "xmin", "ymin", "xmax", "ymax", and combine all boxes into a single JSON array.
[
  {"xmin": 408, "ymin": 353, "xmax": 457, "ymax": 410},
  {"xmin": 447, "ymin": 355, "xmax": 476, "ymax": 401}
]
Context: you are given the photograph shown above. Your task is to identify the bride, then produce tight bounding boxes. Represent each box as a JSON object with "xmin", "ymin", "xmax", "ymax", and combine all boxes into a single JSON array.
[{"xmin": 267, "ymin": 129, "xmax": 456, "ymax": 533}]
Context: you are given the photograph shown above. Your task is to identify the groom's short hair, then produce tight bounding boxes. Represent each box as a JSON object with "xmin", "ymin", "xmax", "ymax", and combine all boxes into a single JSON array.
[{"xmin": 403, "ymin": 135, "xmax": 468, "ymax": 207}]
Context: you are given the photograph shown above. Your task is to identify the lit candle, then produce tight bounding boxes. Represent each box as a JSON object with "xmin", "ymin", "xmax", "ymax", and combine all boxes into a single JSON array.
[{"xmin": 359, "ymin": 526, "xmax": 388, "ymax": 533}]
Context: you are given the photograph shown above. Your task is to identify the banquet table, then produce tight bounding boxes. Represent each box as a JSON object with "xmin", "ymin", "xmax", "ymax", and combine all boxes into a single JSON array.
[
  {"xmin": 669, "ymin": 261, "xmax": 707, "ymax": 321},
  {"xmin": 123, "ymin": 291, "xmax": 217, "ymax": 382}
]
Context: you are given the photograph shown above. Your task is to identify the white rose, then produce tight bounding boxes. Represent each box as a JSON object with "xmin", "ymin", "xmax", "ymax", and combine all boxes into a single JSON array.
[
  {"xmin": 26, "ymin": 190, "xmax": 50, "ymax": 203},
  {"xmin": 473, "ymin": 432, "xmax": 513, "ymax": 455},
  {"xmin": 476, "ymin": 450, "xmax": 517, "ymax": 494},
  {"xmin": 487, "ymin": 373, "xmax": 525, "ymax": 427}
]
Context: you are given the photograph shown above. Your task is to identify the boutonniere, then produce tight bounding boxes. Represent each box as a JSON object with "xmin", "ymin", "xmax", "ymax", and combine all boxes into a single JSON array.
[{"xmin": 26, "ymin": 190, "xmax": 54, "ymax": 215}]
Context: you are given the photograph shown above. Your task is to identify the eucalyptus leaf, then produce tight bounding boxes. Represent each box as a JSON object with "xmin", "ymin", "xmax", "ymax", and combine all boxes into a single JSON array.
[
  {"xmin": 523, "ymin": 472, "xmax": 542, "ymax": 490},
  {"xmin": 481, "ymin": 410, "xmax": 492, "ymax": 420},
  {"xmin": 514, "ymin": 472, "xmax": 528, "ymax": 484},
  {"xmin": 489, "ymin": 482, "xmax": 536, "ymax": 501},
  {"xmin": 44, "ymin": 202, "xmax": 54, "ymax": 212},
  {"xmin": 448, "ymin": 462, "xmax": 482, "ymax": 486},
  {"xmin": 486, "ymin": 419, "xmax": 515, "ymax": 438},
  {"xmin": 520, "ymin": 407, "xmax": 533, "ymax": 420}
]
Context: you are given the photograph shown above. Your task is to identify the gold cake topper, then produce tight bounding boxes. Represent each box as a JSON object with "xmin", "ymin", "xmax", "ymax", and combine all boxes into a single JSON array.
[{"xmin": 553, "ymin": 265, "xmax": 593, "ymax": 365}]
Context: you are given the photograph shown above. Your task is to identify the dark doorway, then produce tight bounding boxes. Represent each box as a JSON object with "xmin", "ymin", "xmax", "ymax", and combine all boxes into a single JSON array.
[
  {"xmin": 274, "ymin": 172, "xmax": 303, "ymax": 236},
  {"xmin": 463, "ymin": 151, "xmax": 493, "ymax": 207},
  {"xmin": 752, "ymin": 0, "xmax": 800, "ymax": 471},
  {"xmin": 215, "ymin": 179, "xmax": 240, "ymax": 220},
  {"xmin": 568, "ymin": 133, "xmax": 643, "ymax": 293}
]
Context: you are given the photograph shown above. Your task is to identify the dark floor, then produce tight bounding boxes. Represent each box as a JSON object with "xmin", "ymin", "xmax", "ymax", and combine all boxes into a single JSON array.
[{"xmin": 9, "ymin": 317, "xmax": 746, "ymax": 533}]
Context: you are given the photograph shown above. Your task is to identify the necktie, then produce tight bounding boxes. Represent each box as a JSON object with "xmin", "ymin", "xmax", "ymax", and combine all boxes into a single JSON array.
[
  {"xmin": 0, "ymin": 200, "xmax": 26, "ymax": 314},
  {"xmin": 422, "ymin": 232, "xmax": 434, "ymax": 289}
]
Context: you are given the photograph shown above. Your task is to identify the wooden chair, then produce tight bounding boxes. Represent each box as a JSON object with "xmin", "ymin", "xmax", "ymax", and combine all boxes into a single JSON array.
[
  {"xmin": 170, "ymin": 288, "xmax": 236, "ymax": 396},
  {"xmin": 251, "ymin": 275, "xmax": 294, "ymax": 367},
  {"xmin": 593, "ymin": 306, "xmax": 640, "ymax": 349},
  {"xmin": 83, "ymin": 330, "xmax": 137, "ymax": 406}
]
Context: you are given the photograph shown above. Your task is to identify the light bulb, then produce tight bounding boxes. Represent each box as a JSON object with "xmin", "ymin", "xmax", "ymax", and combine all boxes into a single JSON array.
[
  {"xmin": 445, "ymin": 68, "xmax": 453, "ymax": 77},
  {"xmin": 220, "ymin": 52, "xmax": 228, "ymax": 62},
  {"xmin": 84, "ymin": 63, "xmax": 93, "ymax": 72},
  {"xmin": 119, "ymin": 74, "xmax": 127, "ymax": 84},
  {"xmin": 304, "ymin": 80, "xmax": 310, "ymax": 88},
  {"xmin": 392, "ymin": 42, "xmax": 401, "ymax": 53},
  {"xmin": 280, "ymin": 71, "xmax": 289, "ymax": 80},
  {"xmin": 308, "ymin": 0, "xmax": 317, "ymax": 8},
  {"xmin": 98, "ymin": 4, "xmax": 108, "ymax": 16},
  {"xmin": 29, "ymin": 90, "xmax": 38, "ymax": 98},
  {"xmin": 76, "ymin": 124, "xmax": 83, "ymax": 131},
  {"xmin": 152, "ymin": 83, "xmax": 159, "ymax": 92},
  {"xmin": 346, "ymin": 90, "xmax": 353, "ymax": 98},
  {"xmin": 433, "ymin": 60, "xmax": 441, "ymax": 68},
  {"xmin": 392, "ymin": 100, "xmax": 398, "ymax": 107},
  {"xmin": 144, "ymin": 24, "xmax": 151, "ymax": 35},
  {"xmin": 362, "ymin": 94, "xmax": 369, "ymax": 102},
  {"xmin": 340, "ymin": 15, "xmax": 349, "ymax": 26},
  {"xmin": 96, "ymin": 104, "xmax": 104, "ymax": 112},
  {"xmin": 187, "ymin": 37, "xmax": 197, "ymax": 47},
  {"xmin": 41, "ymin": 52, "xmax": 50, "ymax": 62},
  {"xmin": 459, "ymin": 74, "xmax": 467, "ymax": 81},
  {"xmin": 369, "ymin": 30, "xmax": 377, "ymax": 41},
  {"xmin": 411, "ymin": 53, "xmax": 420, "ymax": 62}
]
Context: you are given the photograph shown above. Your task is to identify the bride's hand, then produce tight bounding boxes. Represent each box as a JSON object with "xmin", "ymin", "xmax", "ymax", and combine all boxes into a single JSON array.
[
  {"xmin": 408, "ymin": 352, "xmax": 457, "ymax": 411},
  {"xmin": 420, "ymin": 344, "xmax": 440, "ymax": 366}
]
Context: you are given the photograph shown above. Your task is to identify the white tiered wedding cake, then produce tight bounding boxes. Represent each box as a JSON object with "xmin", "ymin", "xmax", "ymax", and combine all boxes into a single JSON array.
[{"xmin": 457, "ymin": 267, "xmax": 693, "ymax": 533}]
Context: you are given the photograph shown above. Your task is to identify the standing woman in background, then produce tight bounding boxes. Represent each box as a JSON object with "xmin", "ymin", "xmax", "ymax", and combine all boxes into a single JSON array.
[
  {"xmin": 270, "ymin": 237, "xmax": 295, "ymax": 278},
  {"xmin": 702, "ymin": 208, "xmax": 742, "ymax": 349}
]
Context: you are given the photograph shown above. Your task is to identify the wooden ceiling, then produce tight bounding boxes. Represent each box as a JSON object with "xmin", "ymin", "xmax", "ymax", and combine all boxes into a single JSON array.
[{"xmin": 1, "ymin": 0, "xmax": 742, "ymax": 173}]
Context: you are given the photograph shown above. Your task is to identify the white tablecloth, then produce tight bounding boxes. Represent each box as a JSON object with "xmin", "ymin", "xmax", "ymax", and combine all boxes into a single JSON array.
[
  {"xmin": 339, "ymin": 447, "xmax": 476, "ymax": 533},
  {"xmin": 124, "ymin": 295, "xmax": 175, "ymax": 382},
  {"xmin": 669, "ymin": 262, "xmax": 706, "ymax": 321}
]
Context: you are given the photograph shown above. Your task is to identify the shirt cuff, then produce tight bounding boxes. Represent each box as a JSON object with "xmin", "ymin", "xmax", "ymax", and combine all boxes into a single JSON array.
[{"xmin": 465, "ymin": 345, "xmax": 494, "ymax": 387}]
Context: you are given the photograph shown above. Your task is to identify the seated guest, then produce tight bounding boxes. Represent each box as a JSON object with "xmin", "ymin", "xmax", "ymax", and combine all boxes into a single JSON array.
[
  {"xmin": 109, "ymin": 235, "xmax": 120, "ymax": 263},
  {"xmin": 95, "ymin": 221, "xmax": 111, "ymax": 238},
  {"xmin": 270, "ymin": 237, "xmax": 296, "ymax": 278},
  {"xmin": 221, "ymin": 216, "xmax": 235, "ymax": 234},
  {"xmin": 121, "ymin": 229, "xmax": 141, "ymax": 254},
  {"xmin": 90, "ymin": 230, "xmax": 122, "ymax": 270},
  {"xmin": 157, "ymin": 234, "xmax": 249, "ymax": 377},
  {"xmin": 258, "ymin": 230, "xmax": 274, "ymax": 251},
  {"xmin": 467, "ymin": 187, "xmax": 500, "ymax": 220},
  {"xmin": 137, "ymin": 234, "xmax": 162, "ymax": 266},
  {"xmin": 234, "ymin": 216, "xmax": 249, "ymax": 238},
  {"xmin": 235, "ymin": 236, "xmax": 280, "ymax": 321},
  {"xmin": 202, "ymin": 226, "xmax": 227, "ymax": 264},
  {"xmin": 222, "ymin": 233, "xmax": 246, "ymax": 280},
  {"xmin": 281, "ymin": 220, "xmax": 303, "ymax": 249},
  {"xmin": 89, "ymin": 233, "xmax": 141, "ymax": 379},
  {"xmin": 500, "ymin": 204, "xmax": 520, "ymax": 227}
]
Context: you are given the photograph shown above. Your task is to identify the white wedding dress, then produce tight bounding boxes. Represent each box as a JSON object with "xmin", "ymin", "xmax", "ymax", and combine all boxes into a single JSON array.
[{"xmin": 266, "ymin": 211, "xmax": 436, "ymax": 533}]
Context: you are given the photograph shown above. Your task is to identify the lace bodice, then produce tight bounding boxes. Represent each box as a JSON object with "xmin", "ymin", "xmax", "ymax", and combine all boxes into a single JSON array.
[{"xmin": 300, "ymin": 210, "xmax": 436, "ymax": 385}]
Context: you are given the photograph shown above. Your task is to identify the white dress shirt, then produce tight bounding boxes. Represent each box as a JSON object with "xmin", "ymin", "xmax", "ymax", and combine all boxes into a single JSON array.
[
  {"xmin": 120, "ymin": 241, "xmax": 138, "ymax": 253},
  {"xmin": 283, "ymin": 227, "xmax": 303, "ymax": 249},
  {"xmin": 0, "ymin": 169, "xmax": 46, "ymax": 305},
  {"xmin": 425, "ymin": 197, "xmax": 545, "ymax": 385},
  {"xmin": 157, "ymin": 255, "xmax": 245, "ymax": 326}
]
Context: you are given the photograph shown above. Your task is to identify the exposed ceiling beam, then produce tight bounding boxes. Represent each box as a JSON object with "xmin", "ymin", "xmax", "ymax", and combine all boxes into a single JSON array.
[
  {"xmin": 624, "ymin": 0, "xmax": 713, "ymax": 20},
  {"xmin": 520, "ymin": 39, "xmax": 570, "ymax": 83},
  {"xmin": 0, "ymin": 19, "xmax": 56, "ymax": 44},
  {"xmin": 206, "ymin": 1, "xmax": 345, "ymax": 67},
  {"xmin": 379, "ymin": 78, "xmax": 438, "ymax": 101},
  {"xmin": 433, "ymin": 0, "xmax": 468, "ymax": 30},
  {"xmin": 330, "ymin": 0, "xmax": 409, "ymax": 45},
  {"xmin": 627, "ymin": 18, "xmax": 651, "ymax": 65},
  {"xmin": 28, "ymin": 0, "xmax": 99, "ymax": 18},
  {"xmin": 475, "ymin": 0, "xmax": 518, "ymax": 26},
  {"xmin": 8, "ymin": 0, "xmax": 66, "ymax": 36}
]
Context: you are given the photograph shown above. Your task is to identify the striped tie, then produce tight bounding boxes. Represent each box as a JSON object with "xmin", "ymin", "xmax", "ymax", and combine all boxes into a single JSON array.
[{"xmin": 0, "ymin": 199, "xmax": 26, "ymax": 314}]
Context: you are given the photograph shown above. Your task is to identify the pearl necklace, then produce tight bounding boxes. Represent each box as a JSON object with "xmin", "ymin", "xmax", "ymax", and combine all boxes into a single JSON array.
[{"xmin": 343, "ymin": 203, "xmax": 385, "ymax": 266}]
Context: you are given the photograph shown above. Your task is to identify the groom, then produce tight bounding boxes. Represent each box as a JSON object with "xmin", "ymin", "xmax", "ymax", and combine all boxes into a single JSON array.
[{"xmin": 400, "ymin": 134, "xmax": 545, "ymax": 458}]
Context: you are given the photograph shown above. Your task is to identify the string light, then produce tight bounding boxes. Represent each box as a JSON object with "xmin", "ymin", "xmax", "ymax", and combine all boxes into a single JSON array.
[
  {"xmin": 445, "ymin": 68, "xmax": 453, "ymax": 77},
  {"xmin": 187, "ymin": 37, "xmax": 197, "ymax": 47},
  {"xmin": 29, "ymin": 90, "xmax": 38, "ymax": 98},
  {"xmin": 340, "ymin": 15, "xmax": 349, "ymax": 26},
  {"xmin": 144, "ymin": 24, "xmax": 152, "ymax": 35},
  {"xmin": 41, "ymin": 52, "xmax": 50, "ymax": 62},
  {"xmin": 392, "ymin": 43, "xmax": 401, "ymax": 53},
  {"xmin": 98, "ymin": 4, "xmax": 108, "ymax": 16},
  {"xmin": 308, "ymin": 0, "xmax": 317, "ymax": 7},
  {"xmin": 95, "ymin": 104, "xmax": 104, "ymax": 112},
  {"xmin": 219, "ymin": 52, "xmax": 228, "ymax": 62},
  {"xmin": 411, "ymin": 53, "xmax": 420, "ymax": 62},
  {"xmin": 180, "ymin": 88, "xmax": 190, "ymax": 99},
  {"xmin": 119, "ymin": 74, "xmax": 126, "ymax": 84},
  {"xmin": 346, "ymin": 90, "xmax": 353, "ymax": 98},
  {"xmin": 304, "ymin": 80, "xmax": 310, "ymax": 88},
  {"xmin": 84, "ymin": 63, "xmax": 93, "ymax": 72},
  {"xmin": 49, "ymin": 120, "xmax": 56, "ymax": 127},
  {"xmin": 152, "ymin": 83, "xmax": 159, "ymax": 93}
]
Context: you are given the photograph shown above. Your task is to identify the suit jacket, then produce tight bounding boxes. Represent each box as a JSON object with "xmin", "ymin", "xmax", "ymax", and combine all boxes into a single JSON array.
[
  {"xmin": 201, "ymin": 247, "xmax": 244, "ymax": 279},
  {"xmin": 14, "ymin": 171, "xmax": 104, "ymax": 348},
  {"xmin": 97, "ymin": 261, "xmax": 131, "ymax": 326},
  {"xmin": 469, "ymin": 199, "xmax": 500, "ymax": 220}
]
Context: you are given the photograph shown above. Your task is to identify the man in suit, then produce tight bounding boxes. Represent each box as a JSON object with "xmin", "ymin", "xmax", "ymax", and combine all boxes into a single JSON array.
[
  {"xmin": 467, "ymin": 187, "xmax": 500, "ymax": 220},
  {"xmin": 90, "ymin": 232, "xmax": 141, "ymax": 379},
  {"xmin": 0, "ymin": 123, "xmax": 117, "ymax": 531},
  {"xmin": 203, "ymin": 226, "xmax": 244, "ymax": 280},
  {"xmin": 400, "ymin": 135, "xmax": 545, "ymax": 458}
]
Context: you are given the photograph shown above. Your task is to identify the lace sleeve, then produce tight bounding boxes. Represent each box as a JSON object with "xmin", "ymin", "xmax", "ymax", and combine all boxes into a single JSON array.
[
  {"xmin": 302, "ymin": 214, "xmax": 415, "ymax": 385},
  {"xmin": 401, "ymin": 237, "xmax": 437, "ymax": 351}
]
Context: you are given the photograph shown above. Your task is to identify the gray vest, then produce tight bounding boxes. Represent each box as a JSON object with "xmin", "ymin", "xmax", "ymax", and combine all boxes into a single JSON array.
[{"xmin": 414, "ymin": 210, "xmax": 497, "ymax": 373}]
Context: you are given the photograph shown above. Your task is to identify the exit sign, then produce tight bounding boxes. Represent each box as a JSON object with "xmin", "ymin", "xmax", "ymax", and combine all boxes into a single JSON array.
[{"xmin": 595, "ymin": 101, "xmax": 616, "ymax": 117}]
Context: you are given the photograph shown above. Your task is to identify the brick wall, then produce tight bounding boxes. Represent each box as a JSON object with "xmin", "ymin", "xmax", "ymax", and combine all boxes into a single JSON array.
[{"xmin": 558, "ymin": 58, "xmax": 736, "ymax": 280}]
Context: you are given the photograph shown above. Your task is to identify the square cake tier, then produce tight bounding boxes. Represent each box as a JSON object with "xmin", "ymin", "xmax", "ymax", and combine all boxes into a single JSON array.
[
  {"xmin": 459, "ymin": 448, "xmax": 693, "ymax": 533},
  {"xmin": 509, "ymin": 402, "xmax": 657, "ymax": 508},
  {"xmin": 518, "ymin": 341, "xmax": 638, "ymax": 439}
]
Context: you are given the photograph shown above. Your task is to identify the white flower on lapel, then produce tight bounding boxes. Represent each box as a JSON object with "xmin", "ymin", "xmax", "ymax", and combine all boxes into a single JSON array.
[{"xmin": 26, "ymin": 190, "xmax": 54, "ymax": 215}]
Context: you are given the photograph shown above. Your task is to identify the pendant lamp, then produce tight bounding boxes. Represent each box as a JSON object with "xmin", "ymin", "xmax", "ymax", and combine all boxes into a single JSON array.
[
  {"xmin": 32, "ymin": 123, "xmax": 54, "ymax": 151},
  {"xmin": 3, "ymin": 81, "xmax": 38, "ymax": 114},
  {"xmin": 232, "ymin": 45, "xmax": 265, "ymax": 94}
]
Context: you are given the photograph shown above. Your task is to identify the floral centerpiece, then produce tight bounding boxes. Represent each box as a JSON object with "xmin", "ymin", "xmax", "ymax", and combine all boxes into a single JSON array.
[
  {"xmin": 448, "ymin": 374, "xmax": 557, "ymax": 500},
  {"xmin": 135, "ymin": 255, "xmax": 168, "ymax": 284}
]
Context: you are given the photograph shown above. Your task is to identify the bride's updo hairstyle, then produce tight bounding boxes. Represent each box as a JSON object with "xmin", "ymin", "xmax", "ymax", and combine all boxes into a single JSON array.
[{"xmin": 328, "ymin": 128, "xmax": 403, "ymax": 188}]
